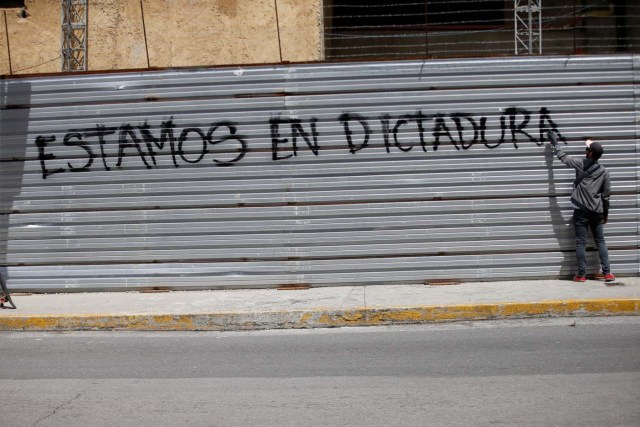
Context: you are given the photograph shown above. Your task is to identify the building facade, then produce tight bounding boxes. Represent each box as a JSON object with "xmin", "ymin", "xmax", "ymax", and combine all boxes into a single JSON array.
[{"xmin": 1, "ymin": 2, "xmax": 638, "ymax": 291}]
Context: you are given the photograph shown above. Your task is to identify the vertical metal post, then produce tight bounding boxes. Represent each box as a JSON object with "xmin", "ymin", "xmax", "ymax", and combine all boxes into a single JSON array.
[
  {"xmin": 4, "ymin": 10, "xmax": 12, "ymax": 74},
  {"xmin": 528, "ymin": 2, "xmax": 533, "ymax": 52},
  {"xmin": 61, "ymin": 0, "xmax": 88, "ymax": 71},
  {"xmin": 538, "ymin": 0, "xmax": 542, "ymax": 54},
  {"xmin": 274, "ymin": 0, "xmax": 283, "ymax": 63},
  {"xmin": 140, "ymin": 0, "xmax": 150, "ymax": 68},
  {"xmin": 424, "ymin": 1, "xmax": 429, "ymax": 58}
]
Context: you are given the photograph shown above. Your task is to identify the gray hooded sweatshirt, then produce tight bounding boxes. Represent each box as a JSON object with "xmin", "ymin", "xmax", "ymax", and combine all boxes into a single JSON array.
[{"xmin": 553, "ymin": 145, "xmax": 610, "ymax": 217}]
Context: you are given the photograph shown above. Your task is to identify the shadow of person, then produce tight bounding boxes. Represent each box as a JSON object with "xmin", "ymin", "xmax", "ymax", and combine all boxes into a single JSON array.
[
  {"xmin": 1, "ymin": 78, "xmax": 32, "ymax": 305},
  {"xmin": 544, "ymin": 143, "xmax": 576, "ymax": 277}
]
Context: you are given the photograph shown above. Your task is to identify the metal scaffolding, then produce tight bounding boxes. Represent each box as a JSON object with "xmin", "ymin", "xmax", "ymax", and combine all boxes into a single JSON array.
[
  {"xmin": 61, "ymin": 0, "xmax": 87, "ymax": 71},
  {"xmin": 514, "ymin": 0, "xmax": 542, "ymax": 55}
]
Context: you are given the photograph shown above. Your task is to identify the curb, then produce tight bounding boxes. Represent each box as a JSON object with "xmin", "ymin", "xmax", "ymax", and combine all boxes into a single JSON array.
[{"xmin": 1, "ymin": 298, "xmax": 639, "ymax": 332}]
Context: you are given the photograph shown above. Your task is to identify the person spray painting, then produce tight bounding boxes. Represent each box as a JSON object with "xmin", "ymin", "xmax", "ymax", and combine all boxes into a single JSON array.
[{"xmin": 547, "ymin": 130, "xmax": 615, "ymax": 283}]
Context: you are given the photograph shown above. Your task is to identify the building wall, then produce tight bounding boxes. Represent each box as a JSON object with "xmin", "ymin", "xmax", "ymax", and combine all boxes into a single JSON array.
[
  {"xmin": 0, "ymin": 0, "xmax": 323, "ymax": 75},
  {"xmin": 2, "ymin": 0, "xmax": 60, "ymax": 75},
  {"xmin": 3, "ymin": 1, "xmax": 637, "ymax": 75}
]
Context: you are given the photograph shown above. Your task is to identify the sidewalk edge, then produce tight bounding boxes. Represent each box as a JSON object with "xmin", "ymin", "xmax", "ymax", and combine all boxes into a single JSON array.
[{"xmin": 1, "ymin": 298, "xmax": 638, "ymax": 331}]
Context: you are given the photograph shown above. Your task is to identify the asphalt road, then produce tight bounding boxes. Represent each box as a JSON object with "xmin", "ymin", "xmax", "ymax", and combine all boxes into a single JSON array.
[{"xmin": 1, "ymin": 317, "xmax": 639, "ymax": 426}]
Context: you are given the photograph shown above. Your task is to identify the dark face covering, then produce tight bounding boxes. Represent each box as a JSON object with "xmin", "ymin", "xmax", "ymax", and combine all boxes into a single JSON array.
[{"xmin": 583, "ymin": 149, "xmax": 597, "ymax": 169}]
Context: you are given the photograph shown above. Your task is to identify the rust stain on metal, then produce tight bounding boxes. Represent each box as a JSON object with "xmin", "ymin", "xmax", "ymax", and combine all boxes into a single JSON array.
[
  {"xmin": 424, "ymin": 279, "xmax": 462, "ymax": 286},
  {"xmin": 277, "ymin": 284, "xmax": 310, "ymax": 290},
  {"xmin": 139, "ymin": 287, "xmax": 172, "ymax": 293}
]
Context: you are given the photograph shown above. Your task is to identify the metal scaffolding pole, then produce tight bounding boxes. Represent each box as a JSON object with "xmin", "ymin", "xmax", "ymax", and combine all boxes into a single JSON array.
[
  {"xmin": 514, "ymin": 0, "xmax": 542, "ymax": 55},
  {"xmin": 61, "ymin": 0, "xmax": 87, "ymax": 71}
]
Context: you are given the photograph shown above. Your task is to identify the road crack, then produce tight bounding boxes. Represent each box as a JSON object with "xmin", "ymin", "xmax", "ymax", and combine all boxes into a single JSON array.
[{"xmin": 32, "ymin": 393, "xmax": 82, "ymax": 426}]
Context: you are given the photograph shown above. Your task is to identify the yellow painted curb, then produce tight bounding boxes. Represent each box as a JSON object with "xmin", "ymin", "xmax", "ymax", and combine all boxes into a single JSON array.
[
  {"xmin": 0, "ymin": 298, "xmax": 638, "ymax": 331},
  {"xmin": 364, "ymin": 299, "xmax": 640, "ymax": 325}
]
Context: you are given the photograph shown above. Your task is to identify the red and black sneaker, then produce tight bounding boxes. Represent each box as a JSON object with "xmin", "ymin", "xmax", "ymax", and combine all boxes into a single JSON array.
[
  {"xmin": 573, "ymin": 275, "xmax": 587, "ymax": 282},
  {"xmin": 604, "ymin": 273, "xmax": 616, "ymax": 283}
]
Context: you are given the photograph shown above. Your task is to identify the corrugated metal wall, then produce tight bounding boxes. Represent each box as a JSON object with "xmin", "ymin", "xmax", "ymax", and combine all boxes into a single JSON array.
[{"xmin": 1, "ymin": 55, "xmax": 638, "ymax": 292}]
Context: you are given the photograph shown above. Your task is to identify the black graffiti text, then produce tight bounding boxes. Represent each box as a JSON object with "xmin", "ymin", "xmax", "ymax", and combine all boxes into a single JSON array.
[
  {"xmin": 270, "ymin": 116, "xmax": 320, "ymax": 160},
  {"xmin": 35, "ymin": 119, "xmax": 247, "ymax": 179},
  {"xmin": 35, "ymin": 107, "xmax": 566, "ymax": 179},
  {"xmin": 340, "ymin": 107, "xmax": 565, "ymax": 154}
]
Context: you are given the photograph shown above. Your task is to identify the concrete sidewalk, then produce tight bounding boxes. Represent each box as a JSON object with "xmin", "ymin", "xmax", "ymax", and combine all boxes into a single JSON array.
[{"xmin": 1, "ymin": 277, "xmax": 639, "ymax": 331}]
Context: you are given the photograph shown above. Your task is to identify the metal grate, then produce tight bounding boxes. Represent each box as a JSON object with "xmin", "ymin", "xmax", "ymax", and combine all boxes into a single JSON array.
[{"xmin": 324, "ymin": 0, "xmax": 640, "ymax": 60}]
